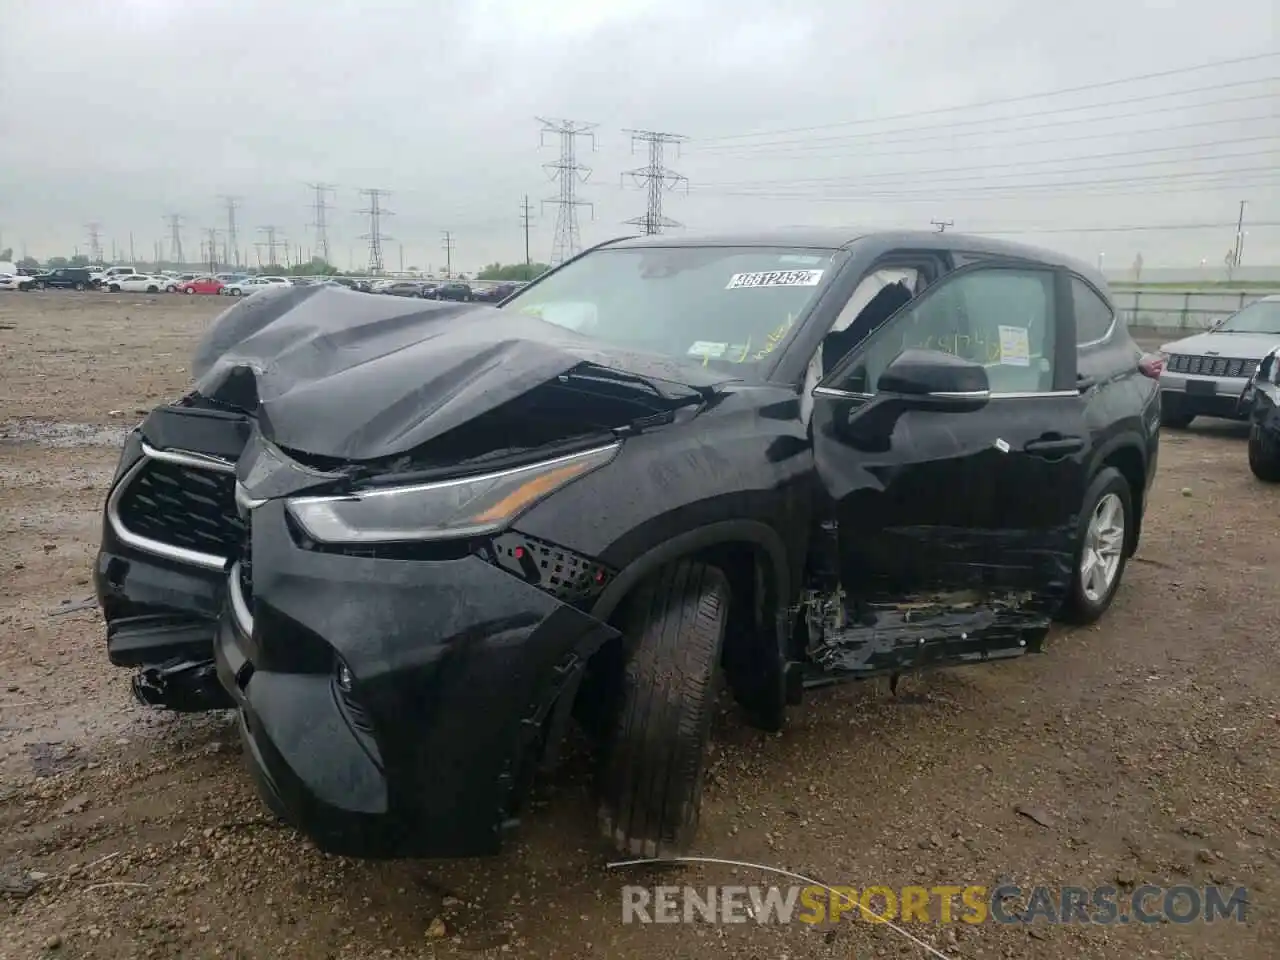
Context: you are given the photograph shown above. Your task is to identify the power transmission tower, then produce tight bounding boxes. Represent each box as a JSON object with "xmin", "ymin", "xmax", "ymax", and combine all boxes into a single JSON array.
[
  {"xmin": 358, "ymin": 189, "xmax": 393, "ymax": 275},
  {"xmin": 441, "ymin": 231, "xmax": 455, "ymax": 277},
  {"xmin": 204, "ymin": 227, "xmax": 220, "ymax": 272},
  {"xmin": 166, "ymin": 214, "xmax": 184, "ymax": 266},
  {"xmin": 622, "ymin": 129, "xmax": 688, "ymax": 235},
  {"xmin": 537, "ymin": 117, "xmax": 597, "ymax": 266},
  {"xmin": 86, "ymin": 222, "xmax": 103, "ymax": 263},
  {"xmin": 307, "ymin": 182, "xmax": 336, "ymax": 265},
  {"xmin": 218, "ymin": 195, "xmax": 241, "ymax": 267},
  {"xmin": 257, "ymin": 226, "xmax": 283, "ymax": 268},
  {"xmin": 519, "ymin": 195, "xmax": 534, "ymax": 270},
  {"xmin": 931, "ymin": 219, "xmax": 954, "ymax": 232}
]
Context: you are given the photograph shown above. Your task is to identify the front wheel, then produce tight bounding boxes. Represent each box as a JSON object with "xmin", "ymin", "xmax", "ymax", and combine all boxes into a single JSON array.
[
  {"xmin": 597, "ymin": 560, "xmax": 729, "ymax": 858},
  {"xmin": 1060, "ymin": 467, "xmax": 1132, "ymax": 625},
  {"xmin": 74, "ymin": 282, "xmax": 86, "ymax": 291},
  {"xmin": 146, "ymin": 286, "xmax": 158, "ymax": 293},
  {"xmin": 108, "ymin": 284, "xmax": 120, "ymax": 292},
  {"xmin": 231, "ymin": 288, "xmax": 243, "ymax": 296},
  {"xmin": 184, "ymin": 287, "xmax": 195, "ymax": 295},
  {"xmin": 37, "ymin": 281, "xmax": 47, "ymax": 291},
  {"xmin": 1248, "ymin": 423, "xmax": 1280, "ymax": 482}
]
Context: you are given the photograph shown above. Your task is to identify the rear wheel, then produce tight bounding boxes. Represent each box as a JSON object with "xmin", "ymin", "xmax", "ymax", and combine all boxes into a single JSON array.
[
  {"xmin": 146, "ymin": 285, "xmax": 158, "ymax": 293},
  {"xmin": 37, "ymin": 281, "xmax": 47, "ymax": 290},
  {"xmin": 598, "ymin": 560, "xmax": 729, "ymax": 858},
  {"xmin": 1060, "ymin": 467, "xmax": 1132, "ymax": 625},
  {"xmin": 1248, "ymin": 423, "xmax": 1280, "ymax": 482}
]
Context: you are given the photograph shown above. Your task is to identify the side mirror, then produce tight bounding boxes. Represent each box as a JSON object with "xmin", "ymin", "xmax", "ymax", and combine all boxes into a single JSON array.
[{"xmin": 875, "ymin": 348, "xmax": 990, "ymax": 411}]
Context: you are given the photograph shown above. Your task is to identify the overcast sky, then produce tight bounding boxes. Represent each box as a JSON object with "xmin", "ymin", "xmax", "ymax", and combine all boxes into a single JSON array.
[{"xmin": 1, "ymin": 0, "xmax": 1276, "ymax": 275}]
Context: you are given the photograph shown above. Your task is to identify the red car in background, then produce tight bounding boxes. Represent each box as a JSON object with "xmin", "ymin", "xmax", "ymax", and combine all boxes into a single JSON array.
[{"xmin": 182, "ymin": 276, "xmax": 224, "ymax": 295}]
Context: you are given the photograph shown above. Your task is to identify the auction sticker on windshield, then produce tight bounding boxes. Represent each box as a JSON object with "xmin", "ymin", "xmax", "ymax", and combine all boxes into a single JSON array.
[
  {"xmin": 998, "ymin": 325, "xmax": 1031, "ymax": 367},
  {"xmin": 726, "ymin": 270, "xmax": 824, "ymax": 289}
]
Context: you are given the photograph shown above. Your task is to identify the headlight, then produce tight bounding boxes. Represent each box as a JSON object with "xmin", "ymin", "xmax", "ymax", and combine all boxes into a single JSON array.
[{"xmin": 285, "ymin": 443, "xmax": 620, "ymax": 544}]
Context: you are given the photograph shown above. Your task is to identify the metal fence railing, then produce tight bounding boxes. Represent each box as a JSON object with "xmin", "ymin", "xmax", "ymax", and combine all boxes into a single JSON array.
[{"xmin": 1113, "ymin": 288, "xmax": 1278, "ymax": 332}]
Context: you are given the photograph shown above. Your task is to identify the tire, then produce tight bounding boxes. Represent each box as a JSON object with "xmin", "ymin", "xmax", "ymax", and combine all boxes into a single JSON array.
[
  {"xmin": 1160, "ymin": 409, "xmax": 1194, "ymax": 429},
  {"xmin": 231, "ymin": 288, "xmax": 243, "ymax": 297},
  {"xmin": 146, "ymin": 286, "xmax": 158, "ymax": 293},
  {"xmin": 37, "ymin": 281, "xmax": 46, "ymax": 291},
  {"xmin": 1248, "ymin": 423, "xmax": 1280, "ymax": 482},
  {"xmin": 598, "ymin": 560, "xmax": 729, "ymax": 858},
  {"xmin": 184, "ymin": 287, "xmax": 195, "ymax": 295},
  {"xmin": 108, "ymin": 284, "xmax": 120, "ymax": 293},
  {"xmin": 1059, "ymin": 467, "xmax": 1133, "ymax": 625},
  {"xmin": 74, "ymin": 282, "xmax": 85, "ymax": 291}
]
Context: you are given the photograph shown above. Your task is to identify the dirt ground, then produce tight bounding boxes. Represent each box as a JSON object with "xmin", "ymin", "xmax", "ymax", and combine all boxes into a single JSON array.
[{"xmin": 2, "ymin": 290, "xmax": 1278, "ymax": 960}]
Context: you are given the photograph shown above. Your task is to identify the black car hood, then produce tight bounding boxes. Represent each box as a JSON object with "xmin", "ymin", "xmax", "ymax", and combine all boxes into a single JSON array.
[{"xmin": 191, "ymin": 284, "xmax": 731, "ymax": 461}]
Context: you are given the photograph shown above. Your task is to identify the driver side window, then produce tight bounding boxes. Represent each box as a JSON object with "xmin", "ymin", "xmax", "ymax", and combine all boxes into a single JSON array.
[{"xmin": 835, "ymin": 266, "xmax": 1058, "ymax": 395}]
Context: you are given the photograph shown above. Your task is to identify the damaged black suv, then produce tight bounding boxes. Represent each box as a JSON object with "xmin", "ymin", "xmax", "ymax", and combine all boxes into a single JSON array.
[{"xmin": 95, "ymin": 231, "xmax": 1160, "ymax": 860}]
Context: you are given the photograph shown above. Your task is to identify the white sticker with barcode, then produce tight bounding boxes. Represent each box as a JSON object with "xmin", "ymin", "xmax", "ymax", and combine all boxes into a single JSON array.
[{"xmin": 726, "ymin": 269, "xmax": 824, "ymax": 289}]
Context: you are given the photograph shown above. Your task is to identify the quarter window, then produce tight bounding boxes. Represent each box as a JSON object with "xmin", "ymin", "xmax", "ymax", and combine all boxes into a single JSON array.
[
  {"xmin": 835, "ymin": 266, "xmax": 1057, "ymax": 396},
  {"xmin": 1071, "ymin": 277, "xmax": 1114, "ymax": 344}
]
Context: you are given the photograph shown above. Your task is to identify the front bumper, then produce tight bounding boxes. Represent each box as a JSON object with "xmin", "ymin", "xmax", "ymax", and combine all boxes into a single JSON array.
[
  {"xmin": 1159, "ymin": 372, "xmax": 1251, "ymax": 420},
  {"xmin": 215, "ymin": 499, "xmax": 618, "ymax": 858}
]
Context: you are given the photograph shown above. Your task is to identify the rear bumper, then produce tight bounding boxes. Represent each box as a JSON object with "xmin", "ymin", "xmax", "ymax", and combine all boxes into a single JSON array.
[{"xmin": 215, "ymin": 499, "xmax": 618, "ymax": 858}]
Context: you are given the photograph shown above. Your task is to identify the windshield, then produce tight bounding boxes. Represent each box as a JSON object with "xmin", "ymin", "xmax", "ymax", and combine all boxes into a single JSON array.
[
  {"xmin": 500, "ymin": 245, "xmax": 842, "ymax": 376},
  {"xmin": 1218, "ymin": 300, "xmax": 1280, "ymax": 334}
]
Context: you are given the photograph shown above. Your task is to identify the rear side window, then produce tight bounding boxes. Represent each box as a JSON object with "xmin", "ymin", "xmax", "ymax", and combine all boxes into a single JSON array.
[{"xmin": 1072, "ymin": 277, "xmax": 1114, "ymax": 344}]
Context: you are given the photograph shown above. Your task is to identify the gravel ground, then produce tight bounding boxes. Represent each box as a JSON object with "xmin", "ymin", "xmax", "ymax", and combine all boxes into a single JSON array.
[{"xmin": 2, "ymin": 291, "xmax": 1278, "ymax": 959}]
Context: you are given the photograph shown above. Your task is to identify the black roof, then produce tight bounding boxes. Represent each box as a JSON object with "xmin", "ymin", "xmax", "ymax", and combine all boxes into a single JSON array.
[{"xmin": 600, "ymin": 229, "xmax": 1107, "ymax": 289}]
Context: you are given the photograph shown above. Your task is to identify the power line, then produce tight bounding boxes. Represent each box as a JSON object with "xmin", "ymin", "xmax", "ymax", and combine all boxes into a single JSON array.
[
  {"xmin": 699, "ymin": 51, "xmax": 1279, "ymax": 143},
  {"xmin": 538, "ymin": 117, "xmax": 597, "ymax": 266},
  {"xmin": 358, "ymin": 188, "xmax": 393, "ymax": 275},
  {"xmin": 307, "ymin": 182, "xmax": 336, "ymax": 264},
  {"xmin": 85, "ymin": 222, "xmax": 102, "ymax": 263},
  {"xmin": 519, "ymin": 195, "xmax": 534, "ymax": 269},
  {"xmin": 165, "ymin": 214, "xmax": 184, "ymax": 267},
  {"xmin": 962, "ymin": 220, "xmax": 1280, "ymax": 235},
  {"xmin": 622, "ymin": 129, "xmax": 689, "ymax": 235},
  {"xmin": 696, "ymin": 97, "xmax": 1279, "ymax": 159},
  {"xmin": 697, "ymin": 137, "xmax": 1280, "ymax": 190},
  {"xmin": 441, "ymin": 230, "xmax": 455, "ymax": 276},
  {"xmin": 218, "ymin": 195, "xmax": 241, "ymax": 267}
]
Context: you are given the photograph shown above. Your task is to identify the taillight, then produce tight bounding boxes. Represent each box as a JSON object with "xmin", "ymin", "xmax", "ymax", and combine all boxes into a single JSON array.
[{"xmin": 1138, "ymin": 354, "xmax": 1164, "ymax": 379}]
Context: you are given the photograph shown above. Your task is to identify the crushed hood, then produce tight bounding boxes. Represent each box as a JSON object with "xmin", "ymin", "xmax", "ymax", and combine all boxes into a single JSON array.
[
  {"xmin": 1161, "ymin": 329, "xmax": 1280, "ymax": 360},
  {"xmin": 191, "ymin": 284, "xmax": 732, "ymax": 461}
]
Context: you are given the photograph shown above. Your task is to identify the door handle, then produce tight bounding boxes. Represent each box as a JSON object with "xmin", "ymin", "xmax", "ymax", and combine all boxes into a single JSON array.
[{"xmin": 1023, "ymin": 436, "xmax": 1085, "ymax": 457}]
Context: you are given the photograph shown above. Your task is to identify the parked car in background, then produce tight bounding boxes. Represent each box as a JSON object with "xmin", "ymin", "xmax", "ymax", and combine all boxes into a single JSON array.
[
  {"xmin": 93, "ymin": 266, "xmax": 141, "ymax": 286},
  {"xmin": 223, "ymin": 276, "xmax": 291, "ymax": 297},
  {"xmin": 474, "ymin": 282, "xmax": 520, "ymax": 303},
  {"xmin": 164, "ymin": 274, "xmax": 199, "ymax": 293},
  {"xmin": 432, "ymin": 281, "xmax": 473, "ymax": 302},
  {"xmin": 105, "ymin": 274, "xmax": 167, "ymax": 294},
  {"xmin": 96, "ymin": 230, "xmax": 1159, "ymax": 861},
  {"xmin": 380, "ymin": 280, "xmax": 432, "ymax": 298},
  {"xmin": 0, "ymin": 272, "xmax": 36, "ymax": 291},
  {"xmin": 1239, "ymin": 344, "xmax": 1280, "ymax": 482},
  {"xmin": 34, "ymin": 267, "xmax": 97, "ymax": 290},
  {"xmin": 1157, "ymin": 295, "xmax": 1280, "ymax": 428},
  {"xmin": 180, "ymin": 276, "xmax": 224, "ymax": 295}
]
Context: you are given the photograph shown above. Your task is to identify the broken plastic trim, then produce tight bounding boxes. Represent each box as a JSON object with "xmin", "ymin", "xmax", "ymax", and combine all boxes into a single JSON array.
[
  {"xmin": 106, "ymin": 442, "xmax": 236, "ymax": 571},
  {"xmin": 285, "ymin": 442, "xmax": 622, "ymax": 544}
]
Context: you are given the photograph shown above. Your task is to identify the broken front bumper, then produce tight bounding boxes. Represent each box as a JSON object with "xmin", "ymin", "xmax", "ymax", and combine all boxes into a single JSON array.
[{"xmin": 214, "ymin": 498, "xmax": 618, "ymax": 858}]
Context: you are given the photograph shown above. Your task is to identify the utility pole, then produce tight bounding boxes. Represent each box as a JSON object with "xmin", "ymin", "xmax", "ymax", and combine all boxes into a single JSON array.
[
  {"xmin": 441, "ymin": 231, "xmax": 455, "ymax": 277},
  {"xmin": 519, "ymin": 195, "xmax": 534, "ymax": 272},
  {"xmin": 110, "ymin": 238, "xmax": 118, "ymax": 262},
  {"xmin": 154, "ymin": 239, "xmax": 163, "ymax": 268},
  {"xmin": 306, "ymin": 182, "xmax": 336, "ymax": 265},
  {"xmin": 218, "ymin": 195, "xmax": 241, "ymax": 267},
  {"xmin": 931, "ymin": 219, "xmax": 954, "ymax": 233},
  {"xmin": 165, "ymin": 214, "xmax": 184, "ymax": 267},
  {"xmin": 622, "ymin": 129, "xmax": 688, "ymax": 235},
  {"xmin": 1233, "ymin": 200, "xmax": 1247, "ymax": 268},
  {"xmin": 129, "ymin": 232, "xmax": 135, "ymax": 264},
  {"xmin": 85, "ymin": 222, "xmax": 103, "ymax": 263},
  {"xmin": 537, "ymin": 117, "xmax": 597, "ymax": 266},
  {"xmin": 358, "ymin": 188, "xmax": 393, "ymax": 275}
]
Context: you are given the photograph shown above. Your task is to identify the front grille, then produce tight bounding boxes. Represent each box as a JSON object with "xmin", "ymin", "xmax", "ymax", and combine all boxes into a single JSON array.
[
  {"xmin": 237, "ymin": 523, "xmax": 254, "ymax": 604},
  {"xmin": 1168, "ymin": 354, "xmax": 1258, "ymax": 378},
  {"xmin": 116, "ymin": 459, "xmax": 242, "ymax": 559}
]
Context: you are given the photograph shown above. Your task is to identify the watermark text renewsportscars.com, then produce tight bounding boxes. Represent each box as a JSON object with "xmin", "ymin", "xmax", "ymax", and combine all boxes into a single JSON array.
[{"xmin": 621, "ymin": 883, "xmax": 1248, "ymax": 926}]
